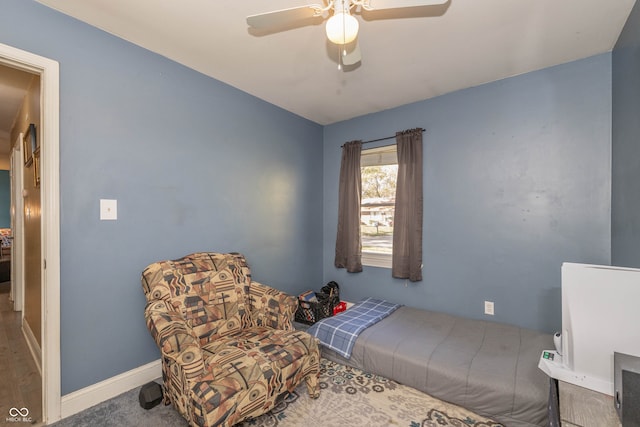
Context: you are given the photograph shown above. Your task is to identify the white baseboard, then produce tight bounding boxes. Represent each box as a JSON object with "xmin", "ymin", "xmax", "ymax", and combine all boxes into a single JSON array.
[
  {"xmin": 60, "ymin": 359, "xmax": 162, "ymax": 420},
  {"xmin": 22, "ymin": 320, "xmax": 42, "ymax": 375}
]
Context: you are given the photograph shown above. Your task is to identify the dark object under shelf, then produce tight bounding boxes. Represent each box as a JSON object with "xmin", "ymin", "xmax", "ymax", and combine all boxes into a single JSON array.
[{"xmin": 0, "ymin": 259, "xmax": 10, "ymax": 283}]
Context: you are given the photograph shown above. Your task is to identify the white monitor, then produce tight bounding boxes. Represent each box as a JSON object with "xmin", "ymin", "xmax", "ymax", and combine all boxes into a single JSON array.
[{"xmin": 539, "ymin": 262, "xmax": 640, "ymax": 396}]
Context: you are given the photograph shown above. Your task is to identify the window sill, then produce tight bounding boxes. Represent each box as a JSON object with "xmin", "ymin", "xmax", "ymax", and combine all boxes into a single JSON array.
[{"xmin": 362, "ymin": 252, "xmax": 392, "ymax": 269}]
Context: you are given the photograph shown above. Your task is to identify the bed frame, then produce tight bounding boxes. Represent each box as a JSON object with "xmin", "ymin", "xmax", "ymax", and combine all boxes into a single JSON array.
[{"xmin": 318, "ymin": 305, "xmax": 553, "ymax": 427}]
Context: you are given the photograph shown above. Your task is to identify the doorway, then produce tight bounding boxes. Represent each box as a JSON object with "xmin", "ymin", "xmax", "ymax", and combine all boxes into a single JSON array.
[
  {"xmin": 0, "ymin": 64, "xmax": 41, "ymax": 424},
  {"xmin": 0, "ymin": 42, "xmax": 61, "ymax": 424}
]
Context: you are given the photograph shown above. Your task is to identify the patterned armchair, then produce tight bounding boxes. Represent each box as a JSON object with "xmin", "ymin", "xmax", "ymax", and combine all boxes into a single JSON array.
[{"xmin": 141, "ymin": 252, "xmax": 320, "ymax": 427}]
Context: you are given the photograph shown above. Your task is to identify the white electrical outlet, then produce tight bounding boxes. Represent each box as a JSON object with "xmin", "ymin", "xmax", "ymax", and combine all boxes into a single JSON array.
[{"xmin": 484, "ymin": 301, "xmax": 495, "ymax": 315}]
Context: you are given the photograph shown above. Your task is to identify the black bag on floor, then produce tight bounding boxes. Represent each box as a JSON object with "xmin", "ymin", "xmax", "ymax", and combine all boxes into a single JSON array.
[
  {"xmin": 321, "ymin": 281, "xmax": 340, "ymax": 307},
  {"xmin": 139, "ymin": 381, "xmax": 163, "ymax": 410}
]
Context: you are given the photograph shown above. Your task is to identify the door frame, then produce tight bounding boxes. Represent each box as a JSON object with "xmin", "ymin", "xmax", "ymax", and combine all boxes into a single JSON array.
[{"xmin": 0, "ymin": 42, "xmax": 61, "ymax": 423}]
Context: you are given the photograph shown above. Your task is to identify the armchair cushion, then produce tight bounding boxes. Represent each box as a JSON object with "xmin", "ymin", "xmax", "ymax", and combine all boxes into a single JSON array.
[{"xmin": 142, "ymin": 252, "xmax": 320, "ymax": 427}]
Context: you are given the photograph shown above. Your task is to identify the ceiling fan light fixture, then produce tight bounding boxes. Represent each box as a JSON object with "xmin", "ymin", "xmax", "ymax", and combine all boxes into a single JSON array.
[{"xmin": 325, "ymin": 12, "xmax": 359, "ymax": 44}]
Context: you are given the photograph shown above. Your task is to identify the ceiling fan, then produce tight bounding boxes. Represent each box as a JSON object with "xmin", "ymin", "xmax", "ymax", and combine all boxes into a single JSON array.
[{"xmin": 247, "ymin": 0, "xmax": 449, "ymax": 69}]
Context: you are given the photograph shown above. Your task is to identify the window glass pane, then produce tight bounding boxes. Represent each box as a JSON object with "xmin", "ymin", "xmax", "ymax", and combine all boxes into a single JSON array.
[{"xmin": 361, "ymin": 164, "xmax": 397, "ymax": 255}]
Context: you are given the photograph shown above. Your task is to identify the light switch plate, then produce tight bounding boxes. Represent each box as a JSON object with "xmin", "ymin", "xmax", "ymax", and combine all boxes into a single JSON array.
[
  {"xmin": 100, "ymin": 199, "xmax": 117, "ymax": 220},
  {"xmin": 484, "ymin": 300, "xmax": 495, "ymax": 315}
]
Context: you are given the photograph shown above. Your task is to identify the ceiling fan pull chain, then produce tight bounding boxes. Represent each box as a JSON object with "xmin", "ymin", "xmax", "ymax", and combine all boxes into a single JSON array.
[
  {"xmin": 339, "ymin": 1, "xmax": 346, "ymax": 70},
  {"xmin": 342, "ymin": 4, "xmax": 347, "ymax": 47},
  {"xmin": 342, "ymin": 1, "xmax": 349, "ymax": 60}
]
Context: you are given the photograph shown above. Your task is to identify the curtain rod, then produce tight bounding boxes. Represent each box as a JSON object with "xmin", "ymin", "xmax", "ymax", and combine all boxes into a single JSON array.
[{"xmin": 341, "ymin": 128, "xmax": 425, "ymax": 147}]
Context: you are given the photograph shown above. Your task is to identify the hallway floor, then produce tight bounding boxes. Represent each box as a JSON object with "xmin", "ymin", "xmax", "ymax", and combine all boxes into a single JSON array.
[{"xmin": 0, "ymin": 281, "xmax": 42, "ymax": 424}]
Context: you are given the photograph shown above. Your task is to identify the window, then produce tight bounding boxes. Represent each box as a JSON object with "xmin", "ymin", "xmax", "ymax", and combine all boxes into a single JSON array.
[{"xmin": 361, "ymin": 145, "xmax": 397, "ymax": 268}]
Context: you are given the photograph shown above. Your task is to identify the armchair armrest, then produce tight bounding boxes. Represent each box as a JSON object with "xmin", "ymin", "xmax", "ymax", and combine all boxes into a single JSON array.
[
  {"xmin": 247, "ymin": 281, "xmax": 297, "ymax": 330},
  {"xmin": 145, "ymin": 300, "xmax": 205, "ymax": 380}
]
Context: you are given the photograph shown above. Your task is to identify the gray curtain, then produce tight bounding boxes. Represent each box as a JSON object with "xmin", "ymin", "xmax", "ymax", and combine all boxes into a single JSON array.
[
  {"xmin": 392, "ymin": 129, "xmax": 423, "ymax": 281},
  {"xmin": 335, "ymin": 141, "xmax": 363, "ymax": 273}
]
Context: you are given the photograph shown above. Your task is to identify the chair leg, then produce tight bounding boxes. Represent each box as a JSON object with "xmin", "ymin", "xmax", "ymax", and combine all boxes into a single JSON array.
[{"xmin": 305, "ymin": 373, "xmax": 320, "ymax": 399}]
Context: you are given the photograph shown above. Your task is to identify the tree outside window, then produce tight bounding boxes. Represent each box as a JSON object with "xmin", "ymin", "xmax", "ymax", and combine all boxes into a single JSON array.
[{"xmin": 360, "ymin": 145, "xmax": 397, "ymax": 267}]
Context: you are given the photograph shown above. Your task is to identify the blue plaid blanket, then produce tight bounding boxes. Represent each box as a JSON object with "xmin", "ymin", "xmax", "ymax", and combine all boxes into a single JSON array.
[{"xmin": 307, "ymin": 297, "xmax": 401, "ymax": 359}]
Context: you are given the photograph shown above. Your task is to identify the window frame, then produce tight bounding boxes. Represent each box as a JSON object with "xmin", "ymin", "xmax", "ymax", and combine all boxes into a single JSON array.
[{"xmin": 360, "ymin": 144, "xmax": 397, "ymax": 269}]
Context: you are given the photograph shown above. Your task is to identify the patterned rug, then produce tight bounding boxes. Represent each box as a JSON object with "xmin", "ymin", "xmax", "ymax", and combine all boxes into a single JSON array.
[{"xmin": 239, "ymin": 358, "xmax": 504, "ymax": 427}]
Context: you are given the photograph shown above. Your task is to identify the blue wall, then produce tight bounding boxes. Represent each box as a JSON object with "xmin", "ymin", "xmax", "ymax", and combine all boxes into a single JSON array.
[
  {"xmin": 612, "ymin": 0, "xmax": 640, "ymax": 268},
  {"xmin": 0, "ymin": 0, "xmax": 621, "ymax": 398},
  {"xmin": 0, "ymin": 170, "xmax": 10, "ymax": 228},
  {"xmin": 1, "ymin": 0, "xmax": 324, "ymax": 394},
  {"xmin": 323, "ymin": 55, "xmax": 612, "ymax": 334}
]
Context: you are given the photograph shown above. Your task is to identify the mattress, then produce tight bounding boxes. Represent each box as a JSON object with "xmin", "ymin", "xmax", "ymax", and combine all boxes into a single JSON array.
[{"xmin": 319, "ymin": 306, "xmax": 553, "ymax": 427}]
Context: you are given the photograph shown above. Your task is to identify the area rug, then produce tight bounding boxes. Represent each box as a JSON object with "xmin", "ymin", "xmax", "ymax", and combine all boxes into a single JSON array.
[
  {"xmin": 239, "ymin": 358, "xmax": 504, "ymax": 427},
  {"xmin": 51, "ymin": 358, "xmax": 505, "ymax": 427}
]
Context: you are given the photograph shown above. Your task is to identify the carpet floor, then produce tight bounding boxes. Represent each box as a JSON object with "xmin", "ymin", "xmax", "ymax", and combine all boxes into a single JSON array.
[
  {"xmin": 51, "ymin": 358, "xmax": 504, "ymax": 427},
  {"xmin": 0, "ymin": 280, "xmax": 42, "ymax": 425}
]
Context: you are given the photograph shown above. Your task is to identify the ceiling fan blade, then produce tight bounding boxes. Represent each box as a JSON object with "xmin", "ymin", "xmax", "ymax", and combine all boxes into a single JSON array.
[
  {"xmin": 366, "ymin": 0, "xmax": 448, "ymax": 10},
  {"xmin": 342, "ymin": 41, "xmax": 362, "ymax": 66},
  {"xmin": 247, "ymin": 5, "xmax": 324, "ymax": 29}
]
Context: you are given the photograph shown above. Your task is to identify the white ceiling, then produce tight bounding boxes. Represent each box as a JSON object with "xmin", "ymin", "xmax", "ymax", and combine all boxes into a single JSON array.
[{"xmin": 8, "ymin": 0, "xmax": 637, "ymax": 127}]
